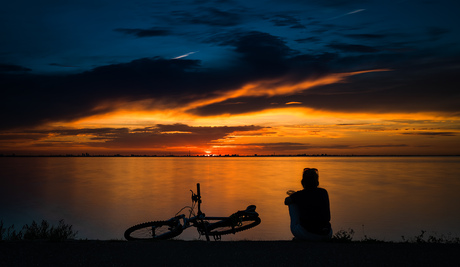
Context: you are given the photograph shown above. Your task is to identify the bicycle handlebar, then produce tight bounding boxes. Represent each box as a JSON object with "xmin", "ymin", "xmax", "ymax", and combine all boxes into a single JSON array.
[{"xmin": 195, "ymin": 183, "xmax": 203, "ymax": 215}]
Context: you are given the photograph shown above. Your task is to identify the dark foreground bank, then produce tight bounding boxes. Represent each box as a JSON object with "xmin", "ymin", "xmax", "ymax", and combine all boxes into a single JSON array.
[{"xmin": 1, "ymin": 240, "xmax": 459, "ymax": 266}]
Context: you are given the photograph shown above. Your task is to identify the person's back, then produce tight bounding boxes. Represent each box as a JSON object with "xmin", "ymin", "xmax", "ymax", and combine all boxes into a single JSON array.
[
  {"xmin": 285, "ymin": 168, "xmax": 332, "ymax": 241},
  {"xmin": 289, "ymin": 187, "xmax": 331, "ymax": 235}
]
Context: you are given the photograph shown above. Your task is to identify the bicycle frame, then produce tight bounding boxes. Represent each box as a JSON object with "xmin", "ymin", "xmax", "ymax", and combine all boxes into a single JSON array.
[
  {"xmin": 173, "ymin": 183, "xmax": 259, "ymax": 241},
  {"xmin": 171, "ymin": 183, "xmax": 225, "ymax": 241}
]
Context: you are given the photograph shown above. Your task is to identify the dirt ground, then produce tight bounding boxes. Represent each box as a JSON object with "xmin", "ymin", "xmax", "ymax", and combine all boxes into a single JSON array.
[{"xmin": 1, "ymin": 240, "xmax": 460, "ymax": 266}]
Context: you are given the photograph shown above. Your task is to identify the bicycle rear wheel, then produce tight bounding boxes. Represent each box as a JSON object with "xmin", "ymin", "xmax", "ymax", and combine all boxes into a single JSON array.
[
  {"xmin": 206, "ymin": 215, "xmax": 261, "ymax": 236},
  {"xmin": 124, "ymin": 220, "xmax": 183, "ymax": 240}
]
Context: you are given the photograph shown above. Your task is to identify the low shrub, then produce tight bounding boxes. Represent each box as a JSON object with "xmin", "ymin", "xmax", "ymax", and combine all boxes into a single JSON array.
[
  {"xmin": 331, "ymin": 228, "xmax": 355, "ymax": 242},
  {"xmin": 1, "ymin": 219, "xmax": 78, "ymax": 241},
  {"xmin": 401, "ymin": 230, "xmax": 460, "ymax": 244}
]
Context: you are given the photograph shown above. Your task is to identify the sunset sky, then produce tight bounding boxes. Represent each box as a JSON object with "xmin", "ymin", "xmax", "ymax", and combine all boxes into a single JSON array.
[{"xmin": 1, "ymin": 0, "xmax": 459, "ymax": 155}]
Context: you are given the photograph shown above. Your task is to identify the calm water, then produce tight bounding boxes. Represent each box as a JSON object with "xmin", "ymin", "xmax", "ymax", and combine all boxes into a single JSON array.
[{"xmin": 1, "ymin": 156, "xmax": 459, "ymax": 241}]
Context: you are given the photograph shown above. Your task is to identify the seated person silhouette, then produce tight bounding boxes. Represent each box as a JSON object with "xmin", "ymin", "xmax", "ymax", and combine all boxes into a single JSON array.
[{"xmin": 284, "ymin": 168, "xmax": 332, "ymax": 241}]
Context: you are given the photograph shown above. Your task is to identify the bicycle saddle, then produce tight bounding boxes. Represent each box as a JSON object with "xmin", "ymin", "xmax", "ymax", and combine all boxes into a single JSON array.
[{"xmin": 245, "ymin": 205, "xmax": 257, "ymax": 212}]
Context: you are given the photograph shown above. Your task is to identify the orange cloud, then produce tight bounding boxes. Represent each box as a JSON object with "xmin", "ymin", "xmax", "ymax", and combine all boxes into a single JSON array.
[
  {"xmin": 3, "ymin": 67, "xmax": 459, "ymax": 156},
  {"xmin": 183, "ymin": 68, "xmax": 392, "ymax": 111}
]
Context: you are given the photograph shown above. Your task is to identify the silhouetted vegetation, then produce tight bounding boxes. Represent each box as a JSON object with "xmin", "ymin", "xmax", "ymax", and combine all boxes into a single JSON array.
[
  {"xmin": 401, "ymin": 230, "xmax": 460, "ymax": 244},
  {"xmin": 0, "ymin": 220, "xmax": 23, "ymax": 241},
  {"xmin": 1, "ymin": 219, "xmax": 78, "ymax": 241},
  {"xmin": 2, "ymin": 219, "xmax": 459, "ymax": 243},
  {"xmin": 331, "ymin": 228, "xmax": 355, "ymax": 243},
  {"xmin": 331, "ymin": 228, "xmax": 460, "ymax": 244}
]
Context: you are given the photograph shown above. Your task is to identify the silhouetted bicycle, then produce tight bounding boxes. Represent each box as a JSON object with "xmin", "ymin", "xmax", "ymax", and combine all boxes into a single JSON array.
[{"xmin": 124, "ymin": 183, "xmax": 261, "ymax": 241}]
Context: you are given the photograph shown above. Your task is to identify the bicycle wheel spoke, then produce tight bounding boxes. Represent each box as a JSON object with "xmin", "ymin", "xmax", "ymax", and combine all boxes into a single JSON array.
[
  {"xmin": 124, "ymin": 221, "xmax": 183, "ymax": 240},
  {"xmin": 206, "ymin": 216, "xmax": 261, "ymax": 236}
]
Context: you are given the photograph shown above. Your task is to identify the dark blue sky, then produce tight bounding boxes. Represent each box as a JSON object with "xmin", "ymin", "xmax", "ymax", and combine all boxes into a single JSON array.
[
  {"xmin": 2, "ymin": 0, "xmax": 459, "ymax": 74},
  {"xmin": 1, "ymin": 0, "xmax": 459, "ymax": 155}
]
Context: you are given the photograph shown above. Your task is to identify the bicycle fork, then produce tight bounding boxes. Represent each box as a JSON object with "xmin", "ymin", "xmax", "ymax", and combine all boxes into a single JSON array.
[{"xmin": 193, "ymin": 183, "xmax": 212, "ymax": 241}]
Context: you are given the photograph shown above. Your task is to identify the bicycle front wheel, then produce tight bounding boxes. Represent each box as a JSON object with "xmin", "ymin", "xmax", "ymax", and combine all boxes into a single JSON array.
[
  {"xmin": 124, "ymin": 220, "xmax": 183, "ymax": 241},
  {"xmin": 207, "ymin": 215, "xmax": 261, "ymax": 236}
]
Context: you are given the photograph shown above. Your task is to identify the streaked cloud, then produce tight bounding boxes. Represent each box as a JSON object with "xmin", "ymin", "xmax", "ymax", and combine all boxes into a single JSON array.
[
  {"xmin": 1, "ymin": 0, "xmax": 459, "ymax": 155},
  {"xmin": 328, "ymin": 9, "xmax": 366, "ymax": 20},
  {"xmin": 173, "ymin": 51, "xmax": 199, "ymax": 60}
]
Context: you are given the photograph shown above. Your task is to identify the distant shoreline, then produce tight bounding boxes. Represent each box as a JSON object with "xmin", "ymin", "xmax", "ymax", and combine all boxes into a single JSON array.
[{"xmin": 1, "ymin": 154, "xmax": 459, "ymax": 158}]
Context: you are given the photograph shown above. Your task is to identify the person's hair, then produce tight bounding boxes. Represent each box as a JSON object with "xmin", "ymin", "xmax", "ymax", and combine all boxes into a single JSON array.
[{"xmin": 301, "ymin": 168, "xmax": 319, "ymax": 188}]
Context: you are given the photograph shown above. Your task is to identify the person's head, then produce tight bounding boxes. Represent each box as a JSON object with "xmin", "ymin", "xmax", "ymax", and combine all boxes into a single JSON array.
[{"xmin": 301, "ymin": 168, "xmax": 319, "ymax": 188}]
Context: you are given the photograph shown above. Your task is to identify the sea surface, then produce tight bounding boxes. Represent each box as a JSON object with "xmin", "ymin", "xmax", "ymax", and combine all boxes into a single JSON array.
[{"xmin": 1, "ymin": 156, "xmax": 459, "ymax": 241}]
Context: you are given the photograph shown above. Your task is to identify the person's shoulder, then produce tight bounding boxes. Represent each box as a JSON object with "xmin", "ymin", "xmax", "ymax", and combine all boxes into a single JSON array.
[
  {"xmin": 290, "ymin": 189, "xmax": 305, "ymax": 199},
  {"xmin": 316, "ymin": 187, "xmax": 329, "ymax": 195}
]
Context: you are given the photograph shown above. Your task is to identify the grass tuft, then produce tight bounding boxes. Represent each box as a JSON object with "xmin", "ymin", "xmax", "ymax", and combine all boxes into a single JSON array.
[
  {"xmin": 330, "ymin": 228, "xmax": 460, "ymax": 244},
  {"xmin": 401, "ymin": 230, "xmax": 460, "ymax": 244},
  {"xmin": 1, "ymin": 219, "xmax": 78, "ymax": 241},
  {"xmin": 331, "ymin": 228, "xmax": 355, "ymax": 243}
]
